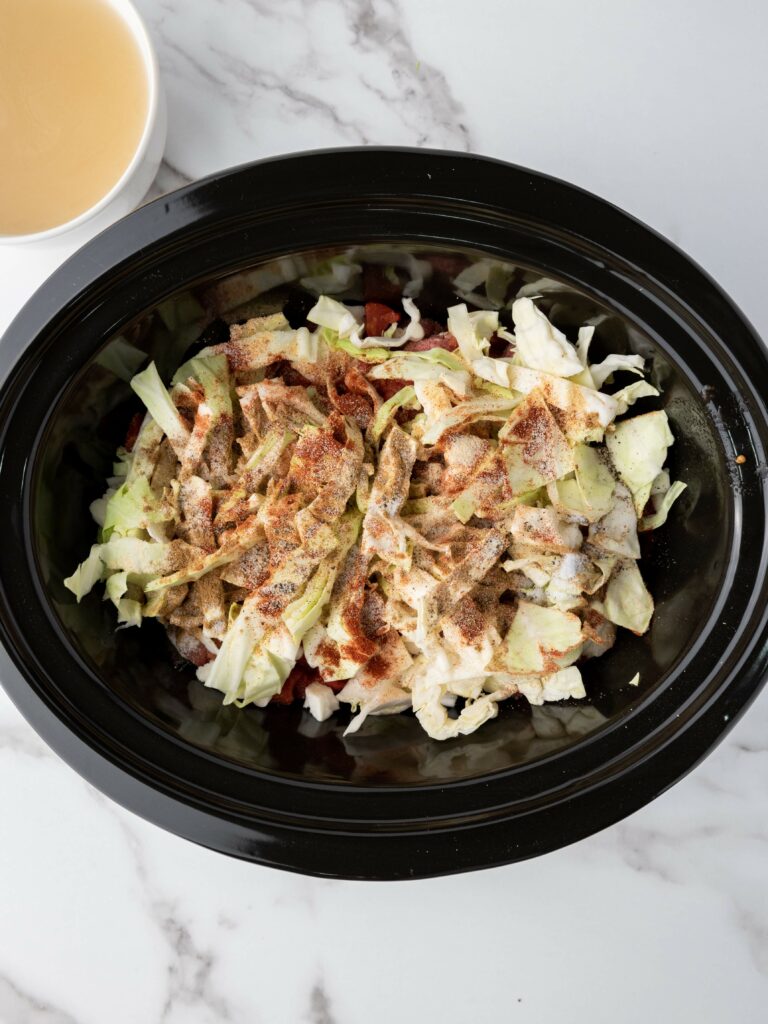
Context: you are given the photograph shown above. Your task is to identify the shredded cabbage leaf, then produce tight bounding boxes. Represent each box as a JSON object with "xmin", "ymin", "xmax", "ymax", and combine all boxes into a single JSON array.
[
  {"xmin": 639, "ymin": 479, "xmax": 687, "ymax": 531},
  {"xmin": 510, "ymin": 297, "xmax": 583, "ymax": 377},
  {"xmin": 130, "ymin": 362, "xmax": 191, "ymax": 456},
  {"xmin": 606, "ymin": 410, "xmax": 675, "ymax": 516},
  {"xmin": 594, "ymin": 559, "xmax": 654, "ymax": 634}
]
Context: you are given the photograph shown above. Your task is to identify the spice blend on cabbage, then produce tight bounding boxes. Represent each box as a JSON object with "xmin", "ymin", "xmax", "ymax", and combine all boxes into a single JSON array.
[{"xmin": 67, "ymin": 265, "xmax": 685, "ymax": 740}]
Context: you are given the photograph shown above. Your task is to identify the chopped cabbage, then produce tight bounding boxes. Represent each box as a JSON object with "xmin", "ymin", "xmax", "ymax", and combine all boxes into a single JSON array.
[
  {"xmin": 400, "ymin": 297, "xmax": 425, "ymax": 343},
  {"xmin": 510, "ymin": 505, "xmax": 583, "ymax": 553},
  {"xmin": 451, "ymin": 492, "xmax": 476, "ymax": 524},
  {"xmin": 595, "ymin": 559, "xmax": 654, "ymax": 634},
  {"xmin": 505, "ymin": 365, "xmax": 617, "ymax": 442},
  {"xmin": 368, "ymin": 346, "xmax": 467, "ymax": 384},
  {"xmin": 516, "ymin": 666, "xmax": 586, "ymax": 705},
  {"xmin": 98, "ymin": 537, "xmax": 182, "ymax": 578},
  {"xmin": 102, "ymin": 476, "xmax": 168, "ymax": 540},
  {"xmin": 447, "ymin": 303, "xmax": 497, "ymax": 363},
  {"xmin": 516, "ymin": 276, "xmax": 566, "ymax": 299},
  {"xmin": 639, "ymin": 480, "xmax": 687, "ymax": 531},
  {"xmin": 104, "ymin": 570, "xmax": 128, "ymax": 608},
  {"xmin": 421, "ymin": 395, "xmax": 518, "ymax": 445},
  {"xmin": 606, "ymin": 410, "xmax": 675, "ymax": 515},
  {"xmin": 499, "ymin": 391, "xmax": 575, "ymax": 493},
  {"xmin": 339, "ymin": 632, "xmax": 414, "ymax": 734},
  {"xmin": 64, "ymin": 545, "xmax": 105, "ymax": 601},
  {"xmin": 502, "ymin": 600, "xmax": 583, "ymax": 674},
  {"xmin": 307, "ymin": 295, "xmax": 360, "ymax": 337},
  {"xmin": 282, "ymin": 562, "xmax": 336, "ymax": 640},
  {"xmin": 589, "ymin": 352, "xmax": 645, "ymax": 389},
  {"xmin": 323, "ymin": 329, "xmax": 391, "ymax": 362},
  {"xmin": 245, "ymin": 428, "xmax": 296, "ymax": 473},
  {"xmin": 574, "ymin": 445, "xmax": 615, "ymax": 519},
  {"xmin": 116, "ymin": 598, "xmax": 143, "ymax": 629},
  {"xmin": 588, "ymin": 482, "xmax": 641, "ymax": 558},
  {"xmin": 510, "ymin": 298, "xmax": 583, "ymax": 377},
  {"xmin": 187, "ymin": 354, "xmax": 232, "ymax": 415},
  {"xmin": 370, "ymin": 385, "xmax": 419, "ymax": 443},
  {"xmin": 612, "ymin": 380, "xmax": 660, "ymax": 416},
  {"xmin": 68, "ymin": 288, "xmax": 685, "ymax": 741},
  {"xmin": 413, "ymin": 681, "xmax": 499, "ymax": 740},
  {"xmin": 129, "ymin": 362, "xmax": 190, "ymax": 456},
  {"xmin": 125, "ymin": 417, "xmax": 165, "ymax": 487},
  {"xmin": 575, "ymin": 325, "xmax": 594, "ymax": 368},
  {"xmin": 203, "ymin": 603, "xmax": 269, "ymax": 704},
  {"xmin": 471, "ymin": 355, "xmax": 516, "ymax": 389},
  {"xmin": 283, "ymin": 512, "xmax": 359, "ymax": 639},
  {"xmin": 303, "ymin": 683, "xmax": 340, "ymax": 722}
]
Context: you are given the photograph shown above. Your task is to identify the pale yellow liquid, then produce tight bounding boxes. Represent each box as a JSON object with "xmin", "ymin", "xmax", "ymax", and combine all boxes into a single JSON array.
[{"xmin": 0, "ymin": 0, "xmax": 149, "ymax": 235}]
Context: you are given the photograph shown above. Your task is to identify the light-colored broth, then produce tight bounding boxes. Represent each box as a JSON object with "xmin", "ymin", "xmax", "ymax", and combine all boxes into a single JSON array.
[{"xmin": 0, "ymin": 0, "xmax": 148, "ymax": 235}]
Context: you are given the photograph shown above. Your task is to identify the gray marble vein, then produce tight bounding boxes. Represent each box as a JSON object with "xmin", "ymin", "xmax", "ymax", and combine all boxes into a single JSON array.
[
  {"xmin": 337, "ymin": 0, "xmax": 472, "ymax": 148},
  {"xmin": 0, "ymin": 723, "xmax": 52, "ymax": 761},
  {"xmin": 58, "ymin": 780, "xmax": 234, "ymax": 1024},
  {"xmin": 111, "ymin": 811, "xmax": 234, "ymax": 1022},
  {"xmin": 157, "ymin": 911, "xmax": 232, "ymax": 1024},
  {"xmin": 135, "ymin": 0, "xmax": 472, "ymax": 174},
  {"xmin": 0, "ymin": 976, "xmax": 81, "ymax": 1024},
  {"xmin": 307, "ymin": 981, "xmax": 336, "ymax": 1024},
  {"xmin": 613, "ymin": 819, "xmax": 768, "ymax": 975},
  {"xmin": 207, "ymin": 49, "xmax": 375, "ymax": 144}
]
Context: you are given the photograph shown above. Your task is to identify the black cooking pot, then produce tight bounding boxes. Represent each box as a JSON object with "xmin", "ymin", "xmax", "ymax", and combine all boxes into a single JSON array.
[{"xmin": 1, "ymin": 148, "xmax": 766, "ymax": 879}]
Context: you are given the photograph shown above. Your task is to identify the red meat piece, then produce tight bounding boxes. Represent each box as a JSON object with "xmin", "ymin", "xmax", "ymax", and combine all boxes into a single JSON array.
[
  {"xmin": 365, "ymin": 302, "xmax": 400, "ymax": 337},
  {"xmin": 372, "ymin": 377, "xmax": 412, "ymax": 400},
  {"xmin": 402, "ymin": 331, "xmax": 458, "ymax": 352},
  {"xmin": 418, "ymin": 317, "xmax": 444, "ymax": 339},
  {"xmin": 124, "ymin": 412, "xmax": 144, "ymax": 452},
  {"xmin": 272, "ymin": 660, "xmax": 348, "ymax": 705}
]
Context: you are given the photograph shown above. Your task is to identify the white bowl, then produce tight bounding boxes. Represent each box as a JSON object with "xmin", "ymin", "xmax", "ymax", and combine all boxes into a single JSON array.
[{"xmin": 0, "ymin": 0, "xmax": 166, "ymax": 246}]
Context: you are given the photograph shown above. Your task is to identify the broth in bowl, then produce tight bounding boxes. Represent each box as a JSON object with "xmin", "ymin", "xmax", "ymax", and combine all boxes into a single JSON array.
[{"xmin": 0, "ymin": 0, "xmax": 148, "ymax": 236}]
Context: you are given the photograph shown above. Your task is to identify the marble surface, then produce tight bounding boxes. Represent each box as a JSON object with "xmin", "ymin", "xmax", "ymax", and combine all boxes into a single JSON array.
[{"xmin": 1, "ymin": 1, "xmax": 767, "ymax": 1021}]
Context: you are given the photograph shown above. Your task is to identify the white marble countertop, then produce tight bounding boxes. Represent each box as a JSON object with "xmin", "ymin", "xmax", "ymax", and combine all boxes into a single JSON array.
[{"xmin": 1, "ymin": 1, "xmax": 767, "ymax": 1021}]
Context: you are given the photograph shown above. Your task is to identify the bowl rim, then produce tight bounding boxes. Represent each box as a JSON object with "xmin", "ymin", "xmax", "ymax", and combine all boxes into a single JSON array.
[
  {"xmin": 1, "ymin": 147, "xmax": 767, "ymax": 879},
  {"xmin": 0, "ymin": 0, "xmax": 162, "ymax": 245}
]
